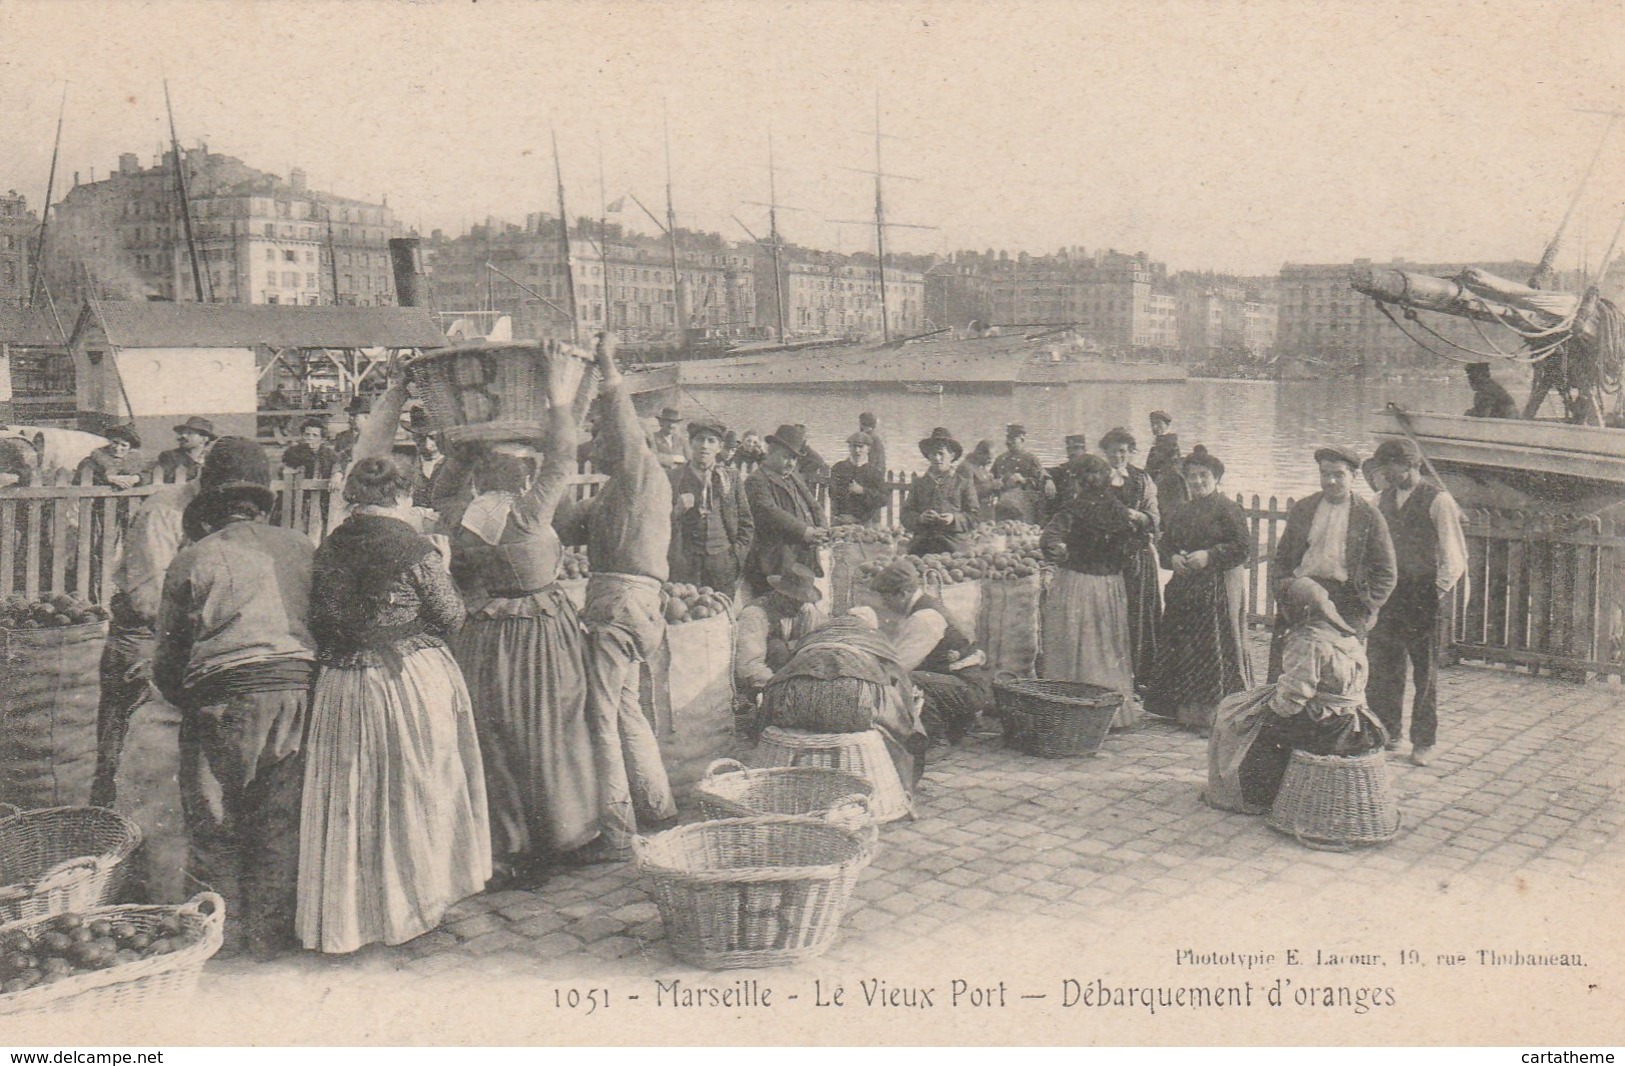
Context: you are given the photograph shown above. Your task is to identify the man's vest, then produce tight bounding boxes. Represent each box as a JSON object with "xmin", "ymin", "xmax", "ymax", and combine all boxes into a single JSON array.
[
  {"xmin": 1380, "ymin": 480, "xmax": 1441, "ymax": 583},
  {"xmin": 909, "ymin": 592, "xmax": 979, "ymax": 674}
]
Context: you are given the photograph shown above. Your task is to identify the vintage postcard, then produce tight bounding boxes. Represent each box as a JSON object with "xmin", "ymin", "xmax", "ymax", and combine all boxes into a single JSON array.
[{"xmin": 0, "ymin": 0, "xmax": 1620, "ymax": 1048}]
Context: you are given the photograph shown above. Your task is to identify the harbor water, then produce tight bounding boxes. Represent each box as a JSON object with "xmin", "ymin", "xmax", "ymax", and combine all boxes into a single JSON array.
[{"xmin": 683, "ymin": 373, "xmax": 1482, "ymax": 500}]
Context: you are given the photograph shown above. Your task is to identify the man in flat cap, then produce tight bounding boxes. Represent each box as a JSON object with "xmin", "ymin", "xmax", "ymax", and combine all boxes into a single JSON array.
[
  {"xmin": 990, "ymin": 423, "xmax": 1047, "ymax": 523},
  {"xmin": 1145, "ymin": 411, "xmax": 1189, "ymax": 508},
  {"xmin": 1367, "ymin": 438, "xmax": 1467, "ymax": 766},
  {"xmin": 1046, "ymin": 434, "xmax": 1092, "ymax": 510},
  {"xmin": 669, "ymin": 417, "xmax": 753, "ymax": 595},
  {"xmin": 1268, "ymin": 444, "xmax": 1396, "ymax": 681}
]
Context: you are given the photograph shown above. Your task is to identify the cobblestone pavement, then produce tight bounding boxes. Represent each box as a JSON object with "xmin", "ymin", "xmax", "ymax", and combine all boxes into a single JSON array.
[
  {"xmin": 213, "ymin": 644, "xmax": 1622, "ymax": 984},
  {"xmin": 62, "ymin": 644, "xmax": 1610, "ymax": 1043}
]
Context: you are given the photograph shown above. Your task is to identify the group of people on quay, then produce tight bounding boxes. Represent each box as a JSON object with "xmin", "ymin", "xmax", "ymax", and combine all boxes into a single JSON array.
[{"xmin": 14, "ymin": 332, "xmax": 1473, "ymax": 964}]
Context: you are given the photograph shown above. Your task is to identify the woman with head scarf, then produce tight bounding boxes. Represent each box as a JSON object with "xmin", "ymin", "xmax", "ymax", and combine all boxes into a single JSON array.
[
  {"xmin": 1144, "ymin": 445, "xmax": 1253, "ymax": 734},
  {"xmin": 1099, "ymin": 426, "xmax": 1160, "ymax": 692},
  {"xmin": 1206, "ymin": 576, "xmax": 1387, "ymax": 813},
  {"xmin": 297, "ymin": 456, "xmax": 491, "ymax": 954},
  {"xmin": 448, "ymin": 363, "xmax": 596, "ymax": 885},
  {"xmin": 1038, "ymin": 454, "xmax": 1142, "ymax": 728}
]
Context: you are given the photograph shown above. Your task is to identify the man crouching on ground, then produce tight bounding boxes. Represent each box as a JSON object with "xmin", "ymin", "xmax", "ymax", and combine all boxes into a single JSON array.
[{"xmin": 572, "ymin": 333, "xmax": 677, "ymax": 860}]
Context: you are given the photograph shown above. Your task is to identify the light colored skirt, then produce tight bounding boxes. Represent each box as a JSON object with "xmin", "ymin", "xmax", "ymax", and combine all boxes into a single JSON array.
[
  {"xmin": 297, "ymin": 644, "xmax": 493, "ymax": 954},
  {"xmin": 1041, "ymin": 569, "xmax": 1144, "ymax": 729}
]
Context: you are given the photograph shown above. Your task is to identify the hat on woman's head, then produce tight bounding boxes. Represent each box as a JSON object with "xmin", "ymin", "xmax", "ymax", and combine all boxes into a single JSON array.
[
  {"xmin": 1181, "ymin": 444, "xmax": 1224, "ymax": 478},
  {"xmin": 199, "ymin": 437, "xmax": 275, "ymax": 513},
  {"xmin": 869, "ymin": 560, "xmax": 921, "ymax": 596},
  {"xmin": 103, "ymin": 424, "xmax": 141, "ymax": 448},
  {"xmin": 968, "ymin": 439, "xmax": 994, "ymax": 464},
  {"xmin": 1284, "ymin": 576, "xmax": 1353, "ymax": 635},
  {"xmin": 918, "ymin": 427, "xmax": 963, "ymax": 461},
  {"xmin": 1099, "ymin": 426, "xmax": 1137, "ymax": 452},
  {"xmin": 766, "ymin": 562, "xmax": 823, "ymax": 604}
]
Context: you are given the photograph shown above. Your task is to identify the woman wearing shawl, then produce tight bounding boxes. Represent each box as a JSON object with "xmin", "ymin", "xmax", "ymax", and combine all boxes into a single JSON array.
[
  {"xmin": 1100, "ymin": 426, "xmax": 1161, "ymax": 691},
  {"xmin": 449, "ymin": 365, "xmax": 595, "ymax": 885},
  {"xmin": 759, "ymin": 611, "xmax": 928, "ymax": 790},
  {"xmin": 1206, "ymin": 577, "xmax": 1387, "ymax": 813},
  {"xmin": 1039, "ymin": 454, "xmax": 1142, "ymax": 728},
  {"xmin": 297, "ymin": 457, "xmax": 491, "ymax": 954},
  {"xmin": 1144, "ymin": 446, "xmax": 1253, "ymax": 734}
]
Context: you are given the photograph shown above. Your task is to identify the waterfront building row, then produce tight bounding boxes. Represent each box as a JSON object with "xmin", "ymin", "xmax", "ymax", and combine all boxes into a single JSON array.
[{"xmin": 45, "ymin": 147, "xmax": 401, "ymax": 308}]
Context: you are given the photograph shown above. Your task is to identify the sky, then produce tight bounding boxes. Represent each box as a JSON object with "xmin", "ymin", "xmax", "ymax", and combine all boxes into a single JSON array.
[{"xmin": 3, "ymin": 0, "xmax": 1624, "ymax": 275}]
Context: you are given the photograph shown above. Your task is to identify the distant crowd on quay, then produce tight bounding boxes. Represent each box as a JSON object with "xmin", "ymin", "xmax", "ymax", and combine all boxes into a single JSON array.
[{"xmin": 0, "ymin": 334, "xmax": 1471, "ymax": 966}]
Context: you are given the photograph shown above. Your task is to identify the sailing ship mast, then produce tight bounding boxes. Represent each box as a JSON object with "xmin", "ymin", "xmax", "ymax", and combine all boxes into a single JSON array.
[
  {"xmin": 598, "ymin": 136, "xmax": 612, "ymax": 337},
  {"xmin": 163, "ymin": 81, "xmax": 209, "ymax": 303},
  {"xmin": 27, "ymin": 84, "xmax": 66, "ymax": 312},
  {"xmin": 828, "ymin": 93, "xmax": 934, "ymax": 343},
  {"xmin": 662, "ymin": 101, "xmax": 687, "ymax": 344},
  {"xmin": 552, "ymin": 129, "xmax": 580, "ymax": 343},
  {"xmin": 764, "ymin": 131, "xmax": 788, "ymax": 342}
]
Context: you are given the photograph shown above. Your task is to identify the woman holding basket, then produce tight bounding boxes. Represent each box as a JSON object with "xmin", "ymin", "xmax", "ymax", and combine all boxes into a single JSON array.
[{"xmin": 450, "ymin": 348, "xmax": 600, "ymax": 885}]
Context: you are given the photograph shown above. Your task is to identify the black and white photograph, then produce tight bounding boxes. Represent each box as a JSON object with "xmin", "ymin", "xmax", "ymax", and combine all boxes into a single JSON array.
[{"xmin": 0, "ymin": 0, "xmax": 1620, "ymax": 1048}]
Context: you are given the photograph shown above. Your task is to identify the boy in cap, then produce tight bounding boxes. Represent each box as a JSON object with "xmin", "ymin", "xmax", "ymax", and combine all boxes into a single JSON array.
[
  {"xmin": 669, "ymin": 417, "xmax": 753, "ymax": 594},
  {"xmin": 152, "ymin": 416, "xmax": 216, "ymax": 483},
  {"xmin": 75, "ymin": 424, "xmax": 146, "ymax": 489},
  {"xmin": 990, "ymin": 423, "xmax": 1047, "ymax": 523},
  {"xmin": 830, "ymin": 431, "xmax": 886, "ymax": 525},
  {"xmin": 1145, "ymin": 411, "xmax": 1189, "ymax": 508},
  {"xmin": 733, "ymin": 562, "xmax": 830, "ymax": 708},
  {"xmin": 1367, "ymin": 438, "xmax": 1466, "ymax": 765},
  {"xmin": 1268, "ymin": 444, "xmax": 1397, "ymax": 681},
  {"xmin": 870, "ymin": 560, "xmax": 992, "ymax": 744}
]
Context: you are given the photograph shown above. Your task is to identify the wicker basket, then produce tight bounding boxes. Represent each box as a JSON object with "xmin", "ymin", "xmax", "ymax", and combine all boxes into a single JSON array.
[
  {"xmin": 634, "ymin": 815, "xmax": 877, "ymax": 970},
  {"xmin": 405, "ymin": 340, "xmax": 597, "ymax": 443},
  {"xmin": 756, "ymin": 727, "xmax": 913, "ymax": 823},
  {"xmin": 994, "ymin": 678, "xmax": 1121, "ymax": 757},
  {"xmin": 0, "ymin": 806, "xmax": 143, "ymax": 925},
  {"xmin": 0, "ymin": 892, "xmax": 225, "ymax": 1017},
  {"xmin": 694, "ymin": 759, "xmax": 874, "ymax": 828},
  {"xmin": 1267, "ymin": 748, "xmax": 1401, "ymax": 850}
]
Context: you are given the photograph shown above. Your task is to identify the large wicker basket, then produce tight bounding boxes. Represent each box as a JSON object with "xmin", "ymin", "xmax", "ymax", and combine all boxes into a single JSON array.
[
  {"xmin": 994, "ymin": 678, "xmax": 1122, "ymax": 757},
  {"xmin": 634, "ymin": 816, "xmax": 876, "ymax": 970},
  {"xmin": 0, "ymin": 892, "xmax": 225, "ymax": 1017},
  {"xmin": 756, "ymin": 727, "xmax": 913, "ymax": 823},
  {"xmin": 0, "ymin": 805, "xmax": 143, "ymax": 925},
  {"xmin": 694, "ymin": 759, "xmax": 874, "ymax": 827},
  {"xmin": 1267, "ymin": 748, "xmax": 1401, "ymax": 850},
  {"xmin": 405, "ymin": 340, "xmax": 597, "ymax": 443}
]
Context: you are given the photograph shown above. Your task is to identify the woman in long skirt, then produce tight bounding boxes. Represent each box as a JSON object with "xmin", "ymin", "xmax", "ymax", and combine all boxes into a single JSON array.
[
  {"xmin": 1206, "ymin": 577, "xmax": 1386, "ymax": 812},
  {"xmin": 298, "ymin": 458, "xmax": 491, "ymax": 954},
  {"xmin": 1145, "ymin": 445, "xmax": 1253, "ymax": 734},
  {"xmin": 1100, "ymin": 426, "xmax": 1161, "ymax": 693},
  {"xmin": 1039, "ymin": 454, "xmax": 1143, "ymax": 728},
  {"xmin": 451, "ymin": 385, "xmax": 597, "ymax": 884}
]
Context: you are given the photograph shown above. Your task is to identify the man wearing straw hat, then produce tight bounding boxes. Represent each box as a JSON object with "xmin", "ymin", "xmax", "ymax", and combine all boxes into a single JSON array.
[{"xmin": 570, "ymin": 334, "xmax": 677, "ymax": 861}]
